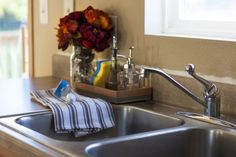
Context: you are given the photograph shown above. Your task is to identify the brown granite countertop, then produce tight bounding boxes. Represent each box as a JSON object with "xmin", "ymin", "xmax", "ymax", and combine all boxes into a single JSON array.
[{"xmin": 0, "ymin": 77, "xmax": 60, "ymax": 117}]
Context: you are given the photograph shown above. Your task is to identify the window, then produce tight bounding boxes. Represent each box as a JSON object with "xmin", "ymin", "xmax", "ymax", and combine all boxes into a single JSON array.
[
  {"xmin": 145, "ymin": 0, "xmax": 236, "ymax": 40},
  {"xmin": 0, "ymin": 0, "xmax": 30, "ymax": 79}
]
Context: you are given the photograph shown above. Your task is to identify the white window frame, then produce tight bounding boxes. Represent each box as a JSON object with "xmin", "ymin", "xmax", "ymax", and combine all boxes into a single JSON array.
[{"xmin": 145, "ymin": 0, "xmax": 236, "ymax": 41}]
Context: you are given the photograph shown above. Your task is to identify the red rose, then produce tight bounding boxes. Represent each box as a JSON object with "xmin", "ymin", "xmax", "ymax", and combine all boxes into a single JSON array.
[
  {"xmin": 78, "ymin": 38, "xmax": 94, "ymax": 49},
  {"xmin": 68, "ymin": 11, "xmax": 82, "ymax": 21},
  {"xmin": 67, "ymin": 20, "xmax": 78, "ymax": 33}
]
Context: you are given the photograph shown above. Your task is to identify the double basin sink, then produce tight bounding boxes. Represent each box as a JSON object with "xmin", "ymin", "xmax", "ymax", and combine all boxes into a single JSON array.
[{"xmin": 0, "ymin": 105, "xmax": 236, "ymax": 157}]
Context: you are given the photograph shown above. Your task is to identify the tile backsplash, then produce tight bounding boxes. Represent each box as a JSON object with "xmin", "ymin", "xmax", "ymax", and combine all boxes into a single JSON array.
[
  {"xmin": 152, "ymin": 74, "xmax": 236, "ymax": 117},
  {"xmin": 52, "ymin": 53, "xmax": 70, "ymax": 81}
]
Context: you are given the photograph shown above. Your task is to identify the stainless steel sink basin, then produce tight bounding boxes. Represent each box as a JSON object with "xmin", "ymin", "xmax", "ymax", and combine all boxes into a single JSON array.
[
  {"xmin": 86, "ymin": 128, "xmax": 236, "ymax": 157},
  {"xmin": 2, "ymin": 104, "xmax": 236, "ymax": 157},
  {"xmin": 1, "ymin": 105, "xmax": 183, "ymax": 142}
]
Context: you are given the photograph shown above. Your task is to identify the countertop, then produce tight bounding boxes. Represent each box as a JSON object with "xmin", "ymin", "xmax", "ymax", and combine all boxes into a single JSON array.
[
  {"xmin": 0, "ymin": 77, "xmax": 67, "ymax": 157},
  {"xmin": 0, "ymin": 77, "xmax": 60, "ymax": 117},
  {"xmin": 0, "ymin": 76, "xmax": 186, "ymax": 157},
  {"xmin": 0, "ymin": 77, "xmax": 234, "ymax": 157}
]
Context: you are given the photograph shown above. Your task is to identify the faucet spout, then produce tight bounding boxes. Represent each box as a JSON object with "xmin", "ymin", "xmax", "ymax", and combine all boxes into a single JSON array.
[{"xmin": 141, "ymin": 64, "xmax": 221, "ymax": 118}]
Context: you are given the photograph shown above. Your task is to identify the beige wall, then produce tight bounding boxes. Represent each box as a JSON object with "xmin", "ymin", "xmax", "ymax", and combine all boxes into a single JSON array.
[
  {"xmin": 76, "ymin": 0, "xmax": 236, "ymax": 79},
  {"xmin": 34, "ymin": 0, "xmax": 236, "ymax": 115},
  {"xmin": 74, "ymin": 0, "xmax": 236, "ymax": 116},
  {"xmin": 33, "ymin": 0, "xmax": 236, "ymax": 79},
  {"xmin": 33, "ymin": 0, "xmax": 236, "ymax": 78},
  {"xmin": 33, "ymin": 0, "xmax": 64, "ymax": 77}
]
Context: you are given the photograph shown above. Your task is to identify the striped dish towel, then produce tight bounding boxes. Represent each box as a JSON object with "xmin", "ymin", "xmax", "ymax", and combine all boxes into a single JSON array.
[{"xmin": 30, "ymin": 89, "xmax": 115, "ymax": 137}]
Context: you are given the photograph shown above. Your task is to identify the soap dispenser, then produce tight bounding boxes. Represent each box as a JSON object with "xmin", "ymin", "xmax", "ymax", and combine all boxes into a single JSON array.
[
  {"xmin": 118, "ymin": 46, "xmax": 140, "ymax": 90},
  {"xmin": 105, "ymin": 36, "xmax": 121, "ymax": 90}
]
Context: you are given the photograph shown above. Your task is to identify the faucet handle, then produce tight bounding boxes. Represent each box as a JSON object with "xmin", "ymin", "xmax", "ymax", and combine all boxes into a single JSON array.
[
  {"xmin": 185, "ymin": 64, "xmax": 195, "ymax": 75},
  {"xmin": 185, "ymin": 64, "xmax": 219, "ymax": 97}
]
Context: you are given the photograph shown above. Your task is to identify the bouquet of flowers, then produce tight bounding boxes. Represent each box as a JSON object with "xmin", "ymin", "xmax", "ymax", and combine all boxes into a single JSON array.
[
  {"xmin": 56, "ymin": 6, "xmax": 114, "ymax": 83},
  {"xmin": 56, "ymin": 6, "xmax": 113, "ymax": 52}
]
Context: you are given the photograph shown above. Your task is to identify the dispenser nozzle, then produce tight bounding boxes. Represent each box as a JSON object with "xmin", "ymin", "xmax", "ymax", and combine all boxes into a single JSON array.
[{"xmin": 129, "ymin": 46, "xmax": 134, "ymax": 58}]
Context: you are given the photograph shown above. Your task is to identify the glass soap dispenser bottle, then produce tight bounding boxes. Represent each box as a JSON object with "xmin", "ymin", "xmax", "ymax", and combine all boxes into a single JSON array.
[
  {"xmin": 118, "ymin": 46, "xmax": 140, "ymax": 90},
  {"xmin": 105, "ymin": 36, "xmax": 120, "ymax": 90}
]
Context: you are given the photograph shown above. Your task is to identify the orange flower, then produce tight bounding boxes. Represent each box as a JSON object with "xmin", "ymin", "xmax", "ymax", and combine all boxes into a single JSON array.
[
  {"xmin": 84, "ymin": 6, "xmax": 112, "ymax": 31},
  {"xmin": 98, "ymin": 11, "xmax": 112, "ymax": 30},
  {"xmin": 84, "ymin": 6, "xmax": 99, "ymax": 25}
]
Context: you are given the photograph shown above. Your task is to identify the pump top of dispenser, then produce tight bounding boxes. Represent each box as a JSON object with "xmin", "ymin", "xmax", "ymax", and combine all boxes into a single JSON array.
[{"xmin": 124, "ymin": 46, "xmax": 135, "ymax": 71}]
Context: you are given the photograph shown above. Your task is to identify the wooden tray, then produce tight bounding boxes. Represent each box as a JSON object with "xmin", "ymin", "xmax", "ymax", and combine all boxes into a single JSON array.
[{"xmin": 74, "ymin": 83, "xmax": 152, "ymax": 104}]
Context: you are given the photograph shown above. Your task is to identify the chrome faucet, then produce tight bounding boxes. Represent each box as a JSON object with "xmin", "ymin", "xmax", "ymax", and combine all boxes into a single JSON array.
[{"xmin": 141, "ymin": 64, "xmax": 221, "ymax": 118}]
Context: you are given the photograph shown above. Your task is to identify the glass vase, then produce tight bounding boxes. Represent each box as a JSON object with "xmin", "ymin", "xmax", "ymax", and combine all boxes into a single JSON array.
[{"xmin": 70, "ymin": 46, "xmax": 94, "ymax": 85}]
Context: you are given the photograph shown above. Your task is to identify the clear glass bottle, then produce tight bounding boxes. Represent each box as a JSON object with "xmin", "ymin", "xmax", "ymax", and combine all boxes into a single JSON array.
[
  {"xmin": 118, "ymin": 46, "xmax": 140, "ymax": 90},
  {"xmin": 105, "ymin": 47, "xmax": 119, "ymax": 90},
  {"xmin": 105, "ymin": 36, "xmax": 122, "ymax": 90}
]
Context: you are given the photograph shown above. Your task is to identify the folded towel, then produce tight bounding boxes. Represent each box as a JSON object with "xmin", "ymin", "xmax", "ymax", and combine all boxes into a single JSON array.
[{"xmin": 30, "ymin": 89, "xmax": 115, "ymax": 137}]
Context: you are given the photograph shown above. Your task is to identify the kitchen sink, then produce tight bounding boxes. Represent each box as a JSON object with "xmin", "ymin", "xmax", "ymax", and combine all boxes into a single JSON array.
[
  {"xmin": 1, "ymin": 103, "xmax": 236, "ymax": 157},
  {"xmin": 0, "ymin": 105, "xmax": 183, "ymax": 142},
  {"xmin": 86, "ymin": 128, "xmax": 236, "ymax": 157}
]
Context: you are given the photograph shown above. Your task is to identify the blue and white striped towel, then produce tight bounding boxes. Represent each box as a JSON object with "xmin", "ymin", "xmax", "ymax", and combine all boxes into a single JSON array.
[{"xmin": 30, "ymin": 89, "xmax": 115, "ymax": 137}]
